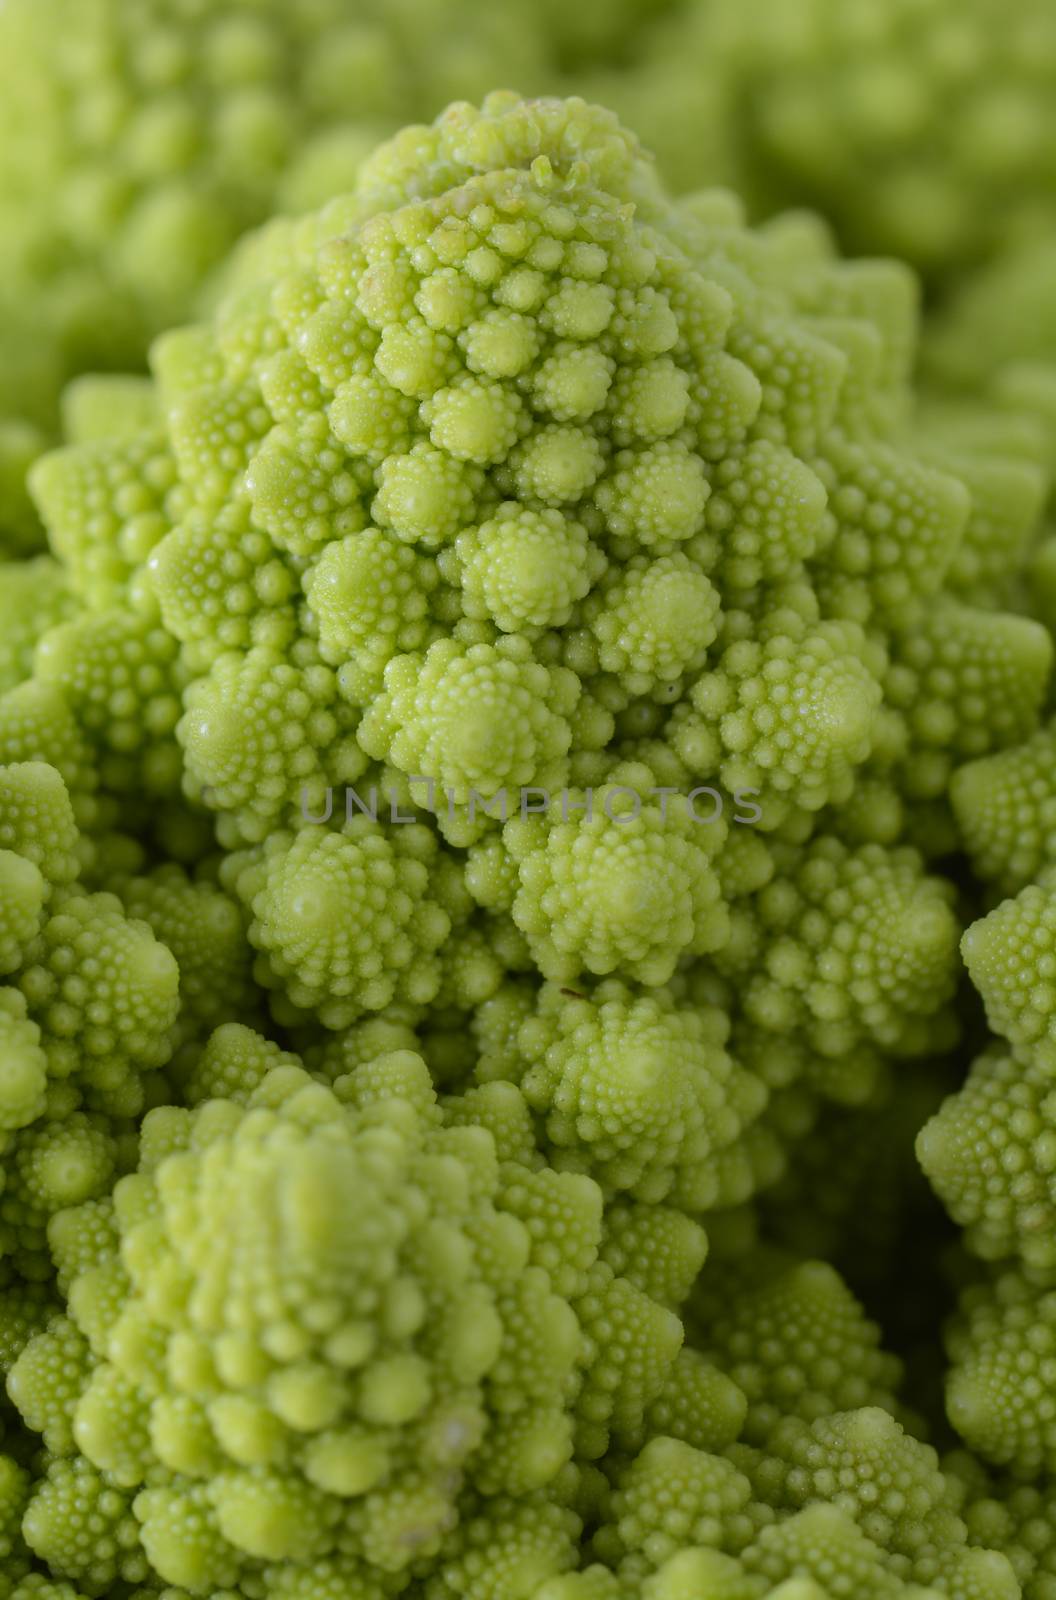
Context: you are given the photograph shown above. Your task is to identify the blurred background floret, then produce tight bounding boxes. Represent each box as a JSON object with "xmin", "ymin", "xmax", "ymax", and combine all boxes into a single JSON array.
[{"xmin": 0, "ymin": 0, "xmax": 555, "ymax": 466}]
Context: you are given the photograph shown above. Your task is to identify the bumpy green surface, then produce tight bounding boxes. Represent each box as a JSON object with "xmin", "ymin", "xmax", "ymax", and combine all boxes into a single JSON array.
[
  {"xmin": 0, "ymin": 86, "xmax": 1053, "ymax": 1600},
  {"xmin": 10, "ymin": 1054, "xmax": 641, "ymax": 1587},
  {"xmin": 16, "ymin": 88, "xmax": 1019, "ymax": 1128},
  {"xmin": 586, "ymin": 0, "xmax": 1056, "ymax": 588}
]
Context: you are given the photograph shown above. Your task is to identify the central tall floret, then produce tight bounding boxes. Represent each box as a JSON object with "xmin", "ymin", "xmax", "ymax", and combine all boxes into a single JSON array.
[
  {"xmin": 25, "ymin": 90, "xmax": 1046, "ymax": 1098},
  {"xmin": 7, "ymin": 100, "xmax": 1034, "ymax": 1129},
  {"xmin": 147, "ymin": 92, "xmax": 755, "ymax": 851},
  {"xmin": 143, "ymin": 91, "xmax": 894, "ymax": 846}
]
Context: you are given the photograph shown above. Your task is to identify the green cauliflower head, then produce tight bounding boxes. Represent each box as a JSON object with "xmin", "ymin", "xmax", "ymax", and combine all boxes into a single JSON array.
[{"xmin": 9, "ymin": 1038, "xmax": 690, "ymax": 1593}]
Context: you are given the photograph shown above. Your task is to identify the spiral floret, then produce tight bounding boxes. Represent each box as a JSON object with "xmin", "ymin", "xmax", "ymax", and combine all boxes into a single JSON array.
[
  {"xmin": 730, "ymin": 837, "xmax": 960, "ymax": 1055},
  {"xmin": 233, "ymin": 817, "xmax": 453, "ymax": 1028},
  {"xmin": 7, "ymin": 1045, "xmax": 685, "ymax": 1592},
  {"xmin": 496, "ymin": 780, "xmax": 730, "ymax": 986}
]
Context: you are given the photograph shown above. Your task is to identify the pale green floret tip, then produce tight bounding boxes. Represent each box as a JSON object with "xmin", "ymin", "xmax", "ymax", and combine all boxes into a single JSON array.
[
  {"xmin": 20, "ymin": 892, "xmax": 181, "ymax": 1116},
  {"xmin": 373, "ymin": 442, "xmax": 484, "ymax": 546},
  {"xmin": 677, "ymin": 620, "xmax": 882, "ymax": 813},
  {"xmin": 951, "ymin": 723, "xmax": 1056, "ymax": 893},
  {"xmin": 511, "ymin": 423, "xmax": 606, "ymax": 504},
  {"xmin": 0, "ymin": 990, "xmax": 47, "ymax": 1134},
  {"xmin": 235, "ymin": 819, "xmax": 451, "ymax": 1028},
  {"xmin": 0, "ymin": 764, "xmax": 208, "ymax": 1325},
  {"xmin": 0, "ymin": 559, "xmax": 77, "ymax": 696},
  {"xmin": 450, "ymin": 505, "xmax": 604, "ymax": 633},
  {"xmin": 733, "ymin": 1406, "xmax": 962, "ymax": 1574},
  {"xmin": 945, "ymin": 1272, "xmax": 1056, "ymax": 1479},
  {"xmin": 594, "ymin": 441, "xmax": 710, "ymax": 549},
  {"xmin": 718, "ymin": 836, "xmax": 960, "ymax": 1055},
  {"xmin": 28, "ymin": 433, "xmax": 178, "ymax": 610},
  {"xmin": 961, "ymin": 885, "xmax": 1056, "ymax": 1049},
  {"xmin": 513, "ymin": 980, "xmax": 759, "ymax": 1210},
  {"xmin": 0, "ymin": 851, "xmax": 47, "ymax": 976},
  {"xmin": 497, "ymin": 779, "xmax": 730, "ymax": 986},
  {"xmin": 176, "ymin": 647, "xmax": 362, "ymax": 842},
  {"xmin": 883, "ymin": 602, "xmax": 1053, "ymax": 806},
  {"xmin": 690, "ymin": 1254, "xmax": 902, "ymax": 1446},
  {"xmin": 917, "ymin": 1044, "xmax": 1056, "ymax": 1275},
  {"xmin": 33, "ymin": 609, "xmax": 186, "ymax": 799},
  {"xmin": 532, "ymin": 345, "xmax": 615, "ymax": 421},
  {"xmin": 587, "ymin": 554, "xmax": 722, "ymax": 695},
  {"xmin": 304, "ymin": 527, "xmax": 437, "ymax": 691},
  {"xmin": 0, "ymin": 763, "xmax": 81, "ymax": 888},
  {"xmin": 358, "ymin": 637, "xmax": 579, "ymax": 807},
  {"xmin": 423, "ymin": 376, "xmax": 527, "ymax": 465}
]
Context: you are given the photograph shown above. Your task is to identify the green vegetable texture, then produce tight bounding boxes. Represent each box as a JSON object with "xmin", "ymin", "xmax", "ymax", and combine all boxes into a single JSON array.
[
  {"xmin": 1, "ymin": 36, "xmax": 1056, "ymax": 1600},
  {"xmin": 586, "ymin": 0, "xmax": 1056, "ymax": 606}
]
